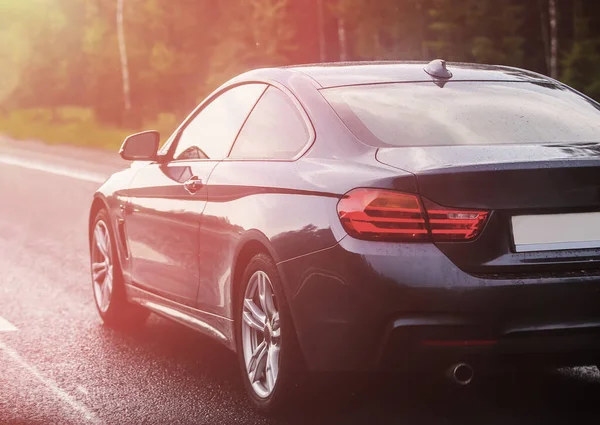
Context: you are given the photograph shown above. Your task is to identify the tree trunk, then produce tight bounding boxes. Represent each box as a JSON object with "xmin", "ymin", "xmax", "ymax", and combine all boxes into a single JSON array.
[
  {"xmin": 549, "ymin": 0, "xmax": 558, "ymax": 78},
  {"xmin": 538, "ymin": 0, "xmax": 550, "ymax": 74},
  {"xmin": 316, "ymin": 0, "xmax": 327, "ymax": 62},
  {"xmin": 117, "ymin": 0, "xmax": 131, "ymax": 112},
  {"xmin": 573, "ymin": 0, "xmax": 583, "ymax": 40},
  {"xmin": 415, "ymin": 0, "xmax": 426, "ymax": 59},
  {"xmin": 338, "ymin": 17, "xmax": 347, "ymax": 61}
]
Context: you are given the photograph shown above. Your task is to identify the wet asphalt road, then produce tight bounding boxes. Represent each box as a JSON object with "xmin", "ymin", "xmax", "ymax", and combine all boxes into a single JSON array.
[{"xmin": 0, "ymin": 137, "xmax": 599, "ymax": 425}]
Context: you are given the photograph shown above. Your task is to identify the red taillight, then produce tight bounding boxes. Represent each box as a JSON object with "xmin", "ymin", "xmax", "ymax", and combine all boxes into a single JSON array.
[
  {"xmin": 422, "ymin": 198, "xmax": 489, "ymax": 242},
  {"xmin": 337, "ymin": 189, "xmax": 488, "ymax": 243},
  {"xmin": 337, "ymin": 189, "xmax": 428, "ymax": 242}
]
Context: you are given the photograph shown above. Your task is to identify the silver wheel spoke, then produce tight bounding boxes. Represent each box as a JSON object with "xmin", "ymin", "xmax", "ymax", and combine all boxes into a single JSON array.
[
  {"xmin": 271, "ymin": 312, "xmax": 281, "ymax": 339},
  {"xmin": 94, "ymin": 226, "xmax": 108, "ymax": 258},
  {"xmin": 100, "ymin": 279, "xmax": 110, "ymax": 310},
  {"xmin": 242, "ymin": 269, "xmax": 281, "ymax": 398},
  {"xmin": 244, "ymin": 299, "xmax": 266, "ymax": 327},
  {"xmin": 257, "ymin": 273, "xmax": 276, "ymax": 320},
  {"xmin": 92, "ymin": 220, "xmax": 113, "ymax": 314},
  {"xmin": 105, "ymin": 236, "xmax": 111, "ymax": 261},
  {"xmin": 105, "ymin": 266, "xmax": 113, "ymax": 292},
  {"xmin": 265, "ymin": 346, "xmax": 279, "ymax": 391},
  {"xmin": 248, "ymin": 341, "xmax": 268, "ymax": 383},
  {"xmin": 92, "ymin": 262, "xmax": 107, "ymax": 282},
  {"xmin": 243, "ymin": 311, "xmax": 264, "ymax": 332}
]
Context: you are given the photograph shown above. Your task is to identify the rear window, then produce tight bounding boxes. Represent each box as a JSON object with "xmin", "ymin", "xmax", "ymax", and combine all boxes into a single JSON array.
[{"xmin": 321, "ymin": 81, "xmax": 600, "ymax": 147}]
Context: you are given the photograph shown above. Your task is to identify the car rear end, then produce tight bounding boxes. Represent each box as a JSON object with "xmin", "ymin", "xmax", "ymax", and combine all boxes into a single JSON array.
[{"xmin": 282, "ymin": 64, "xmax": 600, "ymax": 376}]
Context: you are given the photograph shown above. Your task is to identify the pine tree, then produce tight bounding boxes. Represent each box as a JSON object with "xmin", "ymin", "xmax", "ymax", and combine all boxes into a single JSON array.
[
  {"xmin": 332, "ymin": 0, "xmax": 429, "ymax": 60},
  {"xmin": 426, "ymin": 0, "xmax": 524, "ymax": 65},
  {"xmin": 206, "ymin": 0, "xmax": 295, "ymax": 91},
  {"xmin": 426, "ymin": 0, "xmax": 471, "ymax": 61},
  {"xmin": 561, "ymin": 0, "xmax": 600, "ymax": 100}
]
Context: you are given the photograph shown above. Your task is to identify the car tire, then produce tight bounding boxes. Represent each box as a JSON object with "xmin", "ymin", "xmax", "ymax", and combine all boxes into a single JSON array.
[
  {"xmin": 90, "ymin": 209, "xmax": 148, "ymax": 328},
  {"xmin": 235, "ymin": 253, "xmax": 305, "ymax": 413}
]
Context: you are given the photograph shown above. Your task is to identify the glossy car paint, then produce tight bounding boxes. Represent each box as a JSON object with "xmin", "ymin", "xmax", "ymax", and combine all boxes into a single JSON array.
[
  {"xmin": 279, "ymin": 235, "xmax": 600, "ymax": 371},
  {"xmin": 125, "ymin": 161, "xmax": 218, "ymax": 307},
  {"xmin": 377, "ymin": 144, "xmax": 600, "ymax": 276},
  {"xmin": 288, "ymin": 61, "xmax": 552, "ymax": 88},
  {"xmin": 377, "ymin": 143, "xmax": 600, "ymax": 209},
  {"xmin": 90, "ymin": 61, "xmax": 600, "ymax": 368}
]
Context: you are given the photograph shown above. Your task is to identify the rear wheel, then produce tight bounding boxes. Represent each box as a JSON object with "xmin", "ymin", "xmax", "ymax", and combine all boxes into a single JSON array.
[
  {"xmin": 90, "ymin": 209, "xmax": 148, "ymax": 328},
  {"xmin": 236, "ymin": 253, "xmax": 304, "ymax": 412}
]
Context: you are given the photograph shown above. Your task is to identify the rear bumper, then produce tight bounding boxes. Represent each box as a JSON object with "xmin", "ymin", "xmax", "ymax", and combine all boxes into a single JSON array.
[
  {"xmin": 277, "ymin": 237, "xmax": 600, "ymax": 372},
  {"xmin": 379, "ymin": 316, "xmax": 600, "ymax": 372}
]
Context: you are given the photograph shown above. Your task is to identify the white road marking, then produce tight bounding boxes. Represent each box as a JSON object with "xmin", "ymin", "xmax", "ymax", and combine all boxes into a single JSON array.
[
  {"xmin": 0, "ymin": 154, "xmax": 107, "ymax": 183},
  {"xmin": 0, "ymin": 339, "xmax": 102, "ymax": 424},
  {"xmin": 0, "ymin": 315, "xmax": 18, "ymax": 332}
]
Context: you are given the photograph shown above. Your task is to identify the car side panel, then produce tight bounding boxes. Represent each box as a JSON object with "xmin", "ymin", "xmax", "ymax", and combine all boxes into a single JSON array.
[
  {"xmin": 90, "ymin": 165, "xmax": 141, "ymax": 285},
  {"xmin": 193, "ymin": 69, "xmax": 419, "ymax": 320},
  {"xmin": 124, "ymin": 161, "xmax": 220, "ymax": 306},
  {"xmin": 196, "ymin": 158, "xmax": 417, "ymax": 319}
]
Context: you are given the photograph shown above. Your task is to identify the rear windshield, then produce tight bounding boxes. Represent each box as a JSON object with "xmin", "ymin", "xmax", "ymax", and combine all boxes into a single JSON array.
[{"xmin": 321, "ymin": 81, "xmax": 600, "ymax": 147}]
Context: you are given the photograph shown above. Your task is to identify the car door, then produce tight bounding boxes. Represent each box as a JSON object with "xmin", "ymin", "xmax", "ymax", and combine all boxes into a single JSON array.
[
  {"xmin": 197, "ymin": 85, "xmax": 314, "ymax": 316},
  {"xmin": 124, "ymin": 83, "xmax": 267, "ymax": 306}
]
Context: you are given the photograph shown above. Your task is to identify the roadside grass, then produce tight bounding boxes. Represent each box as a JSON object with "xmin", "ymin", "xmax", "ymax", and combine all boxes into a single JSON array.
[{"xmin": 0, "ymin": 107, "xmax": 178, "ymax": 151}]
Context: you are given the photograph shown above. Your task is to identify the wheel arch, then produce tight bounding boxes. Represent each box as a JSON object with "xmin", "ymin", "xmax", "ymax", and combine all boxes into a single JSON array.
[
  {"xmin": 89, "ymin": 195, "xmax": 109, "ymax": 246},
  {"xmin": 231, "ymin": 231, "xmax": 277, "ymax": 314},
  {"xmin": 230, "ymin": 231, "xmax": 297, "ymax": 351}
]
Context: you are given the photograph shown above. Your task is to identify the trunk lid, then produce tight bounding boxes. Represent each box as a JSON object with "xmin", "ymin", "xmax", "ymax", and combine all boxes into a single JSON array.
[
  {"xmin": 377, "ymin": 143, "xmax": 600, "ymax": 210},
  {"xmin": 376, "ymin": 143, "xmax": 600, "ymax": 275}
]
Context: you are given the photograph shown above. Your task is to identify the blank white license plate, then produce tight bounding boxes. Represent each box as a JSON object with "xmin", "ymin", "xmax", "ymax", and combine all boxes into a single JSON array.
[{"xmin": 512, "ymin": 212, "xmax": 600, "ymax": 252}]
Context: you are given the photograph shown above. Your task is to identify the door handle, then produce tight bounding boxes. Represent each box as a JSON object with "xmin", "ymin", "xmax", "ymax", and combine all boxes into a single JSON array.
[
  {"xmin": 119, "ymin": 203, "xmax": 134, "ymax": 215},
  {"xmin": 183, "ymin": 175, "xmax": 202, "ymax": 194}
]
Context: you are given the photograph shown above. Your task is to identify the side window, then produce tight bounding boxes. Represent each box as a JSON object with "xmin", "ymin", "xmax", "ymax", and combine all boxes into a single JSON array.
[
  {"xmin": 229, "ymin": 87, "xmax": 310, "ymax": 159},
  {"xmin": 173, "ymin": 83, "xmax": 267, "ymax": 160}
]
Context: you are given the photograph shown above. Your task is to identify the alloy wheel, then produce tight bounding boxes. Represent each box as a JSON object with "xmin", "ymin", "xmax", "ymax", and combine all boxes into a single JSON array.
[
  {"xmin": 241, "ymin": 270, "xmax": 281, "ymax": 399},
  {"xmin": 91, "ymin": 220, "xmax": 114, "ymax": 313}
]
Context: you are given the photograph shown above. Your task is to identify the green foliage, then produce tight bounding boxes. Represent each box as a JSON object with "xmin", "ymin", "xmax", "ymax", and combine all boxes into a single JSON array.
[
  {"xmin": 332, "ymin": 0, "xmax": 425, "ymax": 60},
  {"xmin": 0, "ymin": 107, "xmax": 178, "ymax": 150},
  {"xmin": 561, "ymin": 4, "xmax": 600, "ymax": 100},
  {"xmin": 0, "ymin": 0, "xmax": 71, "ymax": 106},
  {"xmin": 0, "ymin": 107, "xmax": 131, "ymax": 150},
  {"xmin": 333, "ymin": 0, "xmax": 526, "ymax": 65},
  {"xmin": 1, "ymin": 0, "xmax": 600, "ymax": 150},
  {"xmin": 421, "ymin": 0, "xmax": 524, "ymax": 64},
  {"xmin": 562, "ymin": 38, "xmax": 600, "ymax": 100},
  {"xmin": 206, "ymin": 0, "xmax": 295, "ymax": 90}
]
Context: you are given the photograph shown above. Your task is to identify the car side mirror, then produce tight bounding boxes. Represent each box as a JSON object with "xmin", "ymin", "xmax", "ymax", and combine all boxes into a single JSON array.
[{"xmin": 119, "ymin": 130, "xmax": 160, "ymax": 161}]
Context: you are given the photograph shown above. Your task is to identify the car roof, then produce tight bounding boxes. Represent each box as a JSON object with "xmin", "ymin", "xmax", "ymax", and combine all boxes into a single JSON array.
[{"xmin": 276, "ymin": 61, "xmax": 553, "ymax": 89}]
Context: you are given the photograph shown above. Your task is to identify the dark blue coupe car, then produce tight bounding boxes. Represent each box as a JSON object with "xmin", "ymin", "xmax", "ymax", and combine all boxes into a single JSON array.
[{"xmin": 88, "ymin": 60, "xmax": 600, "ymax": 411}]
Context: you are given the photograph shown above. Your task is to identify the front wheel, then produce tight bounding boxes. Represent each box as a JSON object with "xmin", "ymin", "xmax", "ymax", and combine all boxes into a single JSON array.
[
  {"xmin": 236, "ymin": 253, "xmax": 304, "ymax": 412},
  {"xmin": 90, "ymin": 209, "xmax": 148, "ymax": 328}
]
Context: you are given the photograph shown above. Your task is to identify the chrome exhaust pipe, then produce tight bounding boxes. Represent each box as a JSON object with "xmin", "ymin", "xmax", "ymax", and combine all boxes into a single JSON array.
[{"xmin": 446, "ymin": 362, "xmax": 474, "ymax": 386}]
